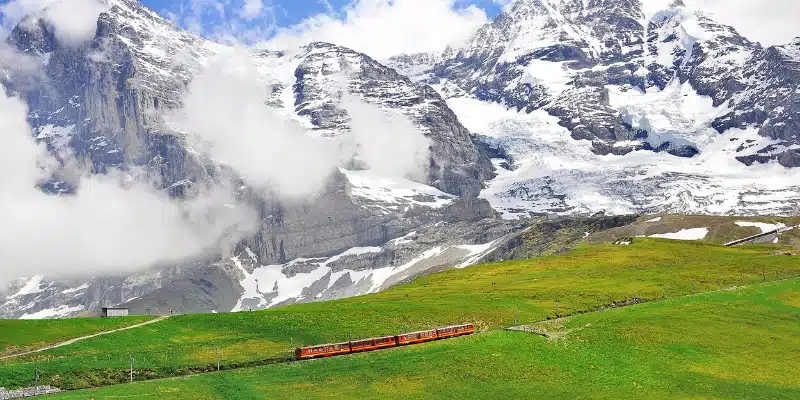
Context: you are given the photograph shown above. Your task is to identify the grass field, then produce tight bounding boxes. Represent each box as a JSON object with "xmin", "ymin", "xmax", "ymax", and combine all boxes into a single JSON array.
[
  {"xmin": 1, "ymin": 239, "xmax": 799, "ymax": 390},
  {"xmin": 0, "ymin": 316, "xmax": 154, "ymax": 357},
  {"xmin": 50, "ymin": 279, "xmax": 800, "ymax": 399}
]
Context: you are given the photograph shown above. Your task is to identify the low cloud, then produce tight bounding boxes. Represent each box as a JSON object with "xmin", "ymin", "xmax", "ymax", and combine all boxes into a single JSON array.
[
  {"xmin": 0, "ymin": 84, "xmax": 258, "ymax": 286},
  {"xmin": 681, "ymin": 0, "xmax": 800, "ymax": 46},
  {"xmin": 341, "ymin": 94, "xmax": 430, "ymax": 181},
  {"xmin": 168, "ymin": 47, "xmax": 343, "ymax": 199},
  {"xmin": 168, "ymin": 48, "xmax": 432, "ymax": 199},
  {"xmin": 1, "ymin": 0, "xmax": 108, "ymax": 46}
]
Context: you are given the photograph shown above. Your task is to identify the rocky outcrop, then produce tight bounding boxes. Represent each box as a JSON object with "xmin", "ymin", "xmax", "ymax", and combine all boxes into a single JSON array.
[{"xmin": 713, "ymin": 38, "xmax": 800, "ymax": 166}]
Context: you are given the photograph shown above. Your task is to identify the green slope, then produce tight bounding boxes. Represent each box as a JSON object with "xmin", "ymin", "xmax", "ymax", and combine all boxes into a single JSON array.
[
  {"xmin": 0, "ymin": 316, "xmax": 153, "ymax": 357},
  {"xmin": 1, "ymin": 239, "xmax": 799, "ymax": 390},
  {"xmin": 52, "ymin": 279, "xmax": 800, "ymax": 399}
]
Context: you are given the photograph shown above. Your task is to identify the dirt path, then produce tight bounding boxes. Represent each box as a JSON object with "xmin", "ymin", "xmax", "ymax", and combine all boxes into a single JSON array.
[{"xmin": 0, "ymin": 316, "xmax": 170, "ymax": 361}]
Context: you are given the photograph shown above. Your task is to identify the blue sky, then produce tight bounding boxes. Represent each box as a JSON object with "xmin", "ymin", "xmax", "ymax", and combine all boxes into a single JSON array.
[{"xmin": 139, "ymin": 0, "xmax": 503, "ymax": 41}]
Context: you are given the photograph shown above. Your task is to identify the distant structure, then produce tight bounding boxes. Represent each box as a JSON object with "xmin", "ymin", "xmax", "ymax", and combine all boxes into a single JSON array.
[{"xmin": 101, "ymin": 307, "xmax": 129, "ymax": 317}]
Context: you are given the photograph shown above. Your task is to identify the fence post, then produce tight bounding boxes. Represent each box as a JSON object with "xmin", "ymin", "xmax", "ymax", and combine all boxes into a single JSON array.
[
  {"xmin": 130, "ymin": 355, "xmax": 134, "ymax": 383},
  {"xmin": 556, "ymin": 299, "xmax": 560, "ymax": 318},
  {"xmin": 692, "ymin": 281, "xmax": 696, "ymax": 294},
  {"xmin": 216, "ymin": 348, "xmax": 220, "ymax": 371}
]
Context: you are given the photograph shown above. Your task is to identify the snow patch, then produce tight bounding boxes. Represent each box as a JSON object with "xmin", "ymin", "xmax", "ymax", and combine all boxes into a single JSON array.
[
  {"xmin": 20, "ymin": 305, "xmax": 84, "ymax": 320},
  {"xmin": 343, "ymin": 169, "xmax": 455, "ymax": 212},
  {"xmin": 649, "ymin": 228, "xmax": 709, "ymax": 241},
  {"xmin": 734, "ymin": 221, "xmax": 786, "ymax": 233},
  {"xmin": 6, "ymin": 275, "xmax": 46, "ymax": 300},
  {"xmin": 60, "ymin": 283, "xmax": 90, "ymax": 294},
  {"xmin": 455, "ymin": 240, "xmax": 500, "ymax": 269}
]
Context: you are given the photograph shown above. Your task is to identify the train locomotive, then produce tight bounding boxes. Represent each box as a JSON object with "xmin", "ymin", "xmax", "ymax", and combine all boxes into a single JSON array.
[{"xmin": 295, "ymin": 323, "xmax": 475, "ymax": 360}]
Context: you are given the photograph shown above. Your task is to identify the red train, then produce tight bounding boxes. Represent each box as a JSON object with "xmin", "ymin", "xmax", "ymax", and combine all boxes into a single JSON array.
[{"xmin": 295, "ymin": 323, "xmax": 475, "ymax": 360}]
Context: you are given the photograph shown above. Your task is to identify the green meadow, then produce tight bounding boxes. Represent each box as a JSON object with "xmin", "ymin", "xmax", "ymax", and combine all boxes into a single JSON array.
[
  {"xmin": 1, "ymin": 239, "xmax": 799, "ymax": 392},
  {"xmin": 0, "ymin": 316, "xmax": 153, "ymax": 357},
  {"xmin": 52, "ymin": 279, "xmax": 800, "ymax": 399}
]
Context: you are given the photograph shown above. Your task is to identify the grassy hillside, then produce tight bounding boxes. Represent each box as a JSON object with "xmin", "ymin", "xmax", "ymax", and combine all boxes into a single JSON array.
[
  {"xmin": 0, "ymin": 316, "xmax": 154, "ymax": 357},
  {"xmin": 52, "ymin": 279, "xmax": 800, "ymax": 399},
  {"xmin": 1, "ymin": 239, "xmax": 799, "ymax": 390}
]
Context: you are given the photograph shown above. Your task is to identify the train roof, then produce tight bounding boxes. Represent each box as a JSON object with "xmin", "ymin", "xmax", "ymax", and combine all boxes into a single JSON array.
[
  {"xmin": 297, "ymin": 324, "xmax": 474, "ymax": 349},
  {"xmin": 350, "ymin": 335, "xmax": 396, "ymax": 342},
  {"xmin": 297, "ymin": 341, "xmax": 350, "ymax": 349},
  {"xmin": 399, "ymin": 328, "xmax": 439, "ymax": 336}
]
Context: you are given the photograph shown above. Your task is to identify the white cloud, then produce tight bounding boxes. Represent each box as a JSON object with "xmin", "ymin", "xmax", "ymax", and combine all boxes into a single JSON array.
[
  {"xmin": 265, "ymin": 0, "xmax": 489, "ymax": 59},
  {"xmin": 168, "ymin": 48, "xmax": 432, "ymax": 199},
  {"xmin": 0, "ymin": 83, "xmax": 258, "ymax": 285},
  {"xmin": 680, "ymin": 0, "xmax": 800, "ymax": 46},
  {"xmin": 239, "ymin": 0, "xmax": 264, "ymax": 20},
  {"xmin": 168, "ymin": 47, "xmax": 343, "ymax": 199},
  {"xmin": 166, "ymin": 0, "xmax": 277, "ymax": 45},
  {"xmin": 341, "ymin": 94, "xmax": 430, "ymax": 181},
  {"xmin": 42, "ymin": 0, "xmax": 108, "ymax": 45},
  {"xmin": 0, "ymin": 0, "xmax": 107, "ymax": 45},
  {"xmin": 0, "ymin": 0, "xmax": 56, "ymax": 33}
]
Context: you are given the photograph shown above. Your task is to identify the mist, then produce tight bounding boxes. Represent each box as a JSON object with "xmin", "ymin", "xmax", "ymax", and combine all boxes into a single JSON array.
[
  {"xmin": 169, "ymin": 48, "xmax": 432, "ymax": 200},
  {"xmin": 0, "ymin": 84, "xmax": 258, "ymax": 286}
]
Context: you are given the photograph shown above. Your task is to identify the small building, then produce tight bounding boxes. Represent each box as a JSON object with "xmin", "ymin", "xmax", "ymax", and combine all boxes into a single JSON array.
[{"xmin": 101, "ymin": 307, "xmax": 129, "ymax": 317}]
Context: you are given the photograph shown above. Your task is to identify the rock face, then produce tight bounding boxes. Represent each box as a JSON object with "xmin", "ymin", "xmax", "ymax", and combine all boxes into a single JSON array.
[{"xmin": 717, "ymin": 38, "xmax": 800, "ymax": 166}]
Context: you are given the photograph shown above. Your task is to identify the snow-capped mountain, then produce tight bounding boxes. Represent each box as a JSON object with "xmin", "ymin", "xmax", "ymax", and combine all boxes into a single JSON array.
[
  {"xmin": 395, "ymin": 0, "xmax": 800, "ymax": 218},
  {"xmin": 2, "ymin": 0, "xmax": 799, "ymax": 318}
]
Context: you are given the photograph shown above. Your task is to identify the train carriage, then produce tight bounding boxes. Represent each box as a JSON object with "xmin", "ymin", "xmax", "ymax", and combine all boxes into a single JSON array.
[
  {"xmin": 350, "ymin": 335, "xmax": 398, "ymax": 353},
  {"xmin": 436, "ymin": 323, "xmax": 475, "ymax": 339},
  {"xmin": 296, "ymin": 342, "xmax": 351, "ymax": 360},
  {"xmin": 397, "ymin": 329, "xmax": 438, "ymax": 345},
  {"xmin": 296, "ymin": 323, "xmax": 476, "ymax": 360}
]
